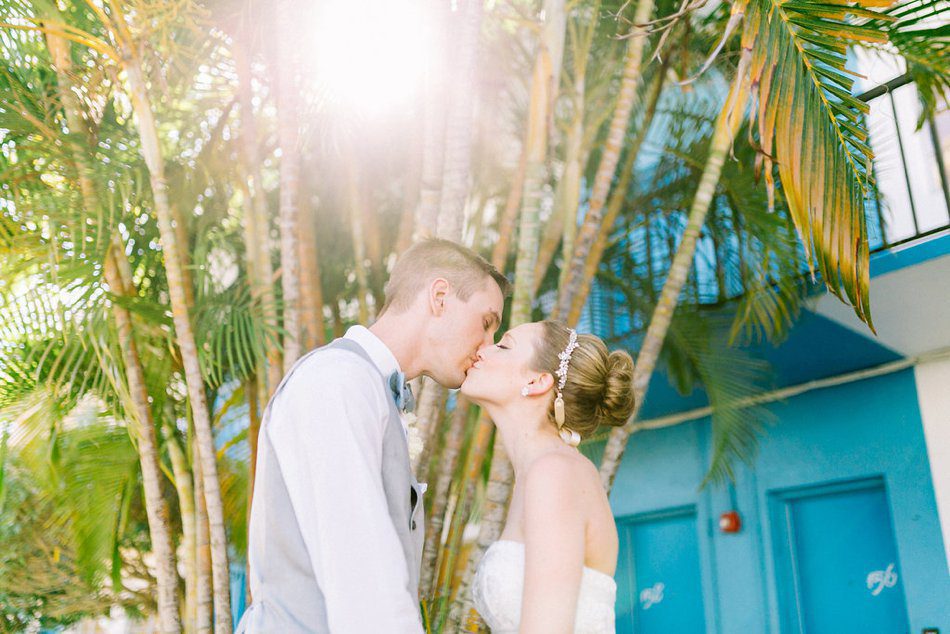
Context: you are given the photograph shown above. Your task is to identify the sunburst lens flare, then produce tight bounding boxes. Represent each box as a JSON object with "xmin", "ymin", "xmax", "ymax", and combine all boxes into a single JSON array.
[{"xmin": 304, "ymin": 0, "xmax": 430, "ymax": 115}]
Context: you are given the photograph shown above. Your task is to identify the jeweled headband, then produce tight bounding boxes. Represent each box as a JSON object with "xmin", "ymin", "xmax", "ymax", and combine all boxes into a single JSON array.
[{"xmin": 553, "ymin": 328, "xmax": 579, "ymax": 430}]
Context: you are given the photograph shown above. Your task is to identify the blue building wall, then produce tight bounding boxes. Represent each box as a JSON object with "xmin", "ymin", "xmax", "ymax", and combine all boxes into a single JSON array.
[{"xmin": 597, "ymin": 368, "xmax": 949, "ymax": 633}]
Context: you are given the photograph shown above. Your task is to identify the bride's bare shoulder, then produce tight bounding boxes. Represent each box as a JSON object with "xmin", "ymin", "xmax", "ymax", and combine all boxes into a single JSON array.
[{"xmin": 523, "ymin": 450, "xmax": 601, "ymax": 497}]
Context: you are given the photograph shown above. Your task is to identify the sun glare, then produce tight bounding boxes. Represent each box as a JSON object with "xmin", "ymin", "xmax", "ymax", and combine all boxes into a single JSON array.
[{"xmin": 306, "ymin": 0, "xmax": 429, "ymax": 115}]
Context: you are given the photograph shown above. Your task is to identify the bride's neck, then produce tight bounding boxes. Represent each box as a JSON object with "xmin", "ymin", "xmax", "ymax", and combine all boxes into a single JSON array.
[{"xmin": 482, "ymin": 402, "xmax": 565, "ymax": 475}]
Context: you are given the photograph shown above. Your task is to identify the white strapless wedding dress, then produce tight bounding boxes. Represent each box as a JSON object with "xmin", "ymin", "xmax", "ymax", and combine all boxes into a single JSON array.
[{"xmin": 472, "ymin": 540, "xmax": 617, "ymax": 633}]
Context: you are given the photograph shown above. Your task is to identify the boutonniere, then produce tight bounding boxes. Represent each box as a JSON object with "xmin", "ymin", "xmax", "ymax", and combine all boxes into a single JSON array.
[{"xmin": 400, "ymin": 411, "xmax": 424, "ymax": 465}]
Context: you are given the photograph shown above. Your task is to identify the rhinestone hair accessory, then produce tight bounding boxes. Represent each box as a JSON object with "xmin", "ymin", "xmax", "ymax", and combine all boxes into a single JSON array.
[
  {"xmin": 555, "ymin": 328, "xmax": 579, "ymax": 392},
  {"xmin": 553, "ymin": 328, "xmax": 579, "ymax": 439}
]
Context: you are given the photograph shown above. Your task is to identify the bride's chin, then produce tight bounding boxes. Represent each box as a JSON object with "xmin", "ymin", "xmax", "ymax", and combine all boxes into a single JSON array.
[{"xmin": 459, "ymin": 380, "xmax": 482, "ymax": 403}]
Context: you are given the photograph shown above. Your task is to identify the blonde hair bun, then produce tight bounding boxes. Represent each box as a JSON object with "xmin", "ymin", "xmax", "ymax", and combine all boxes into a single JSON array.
[
  {"xmin": 534, "ymin": 321, "xmax": 637, "ymax": 439},
  {"xmin": 597, "ymin": 350, "xmax": 636, "ymax": 428}
]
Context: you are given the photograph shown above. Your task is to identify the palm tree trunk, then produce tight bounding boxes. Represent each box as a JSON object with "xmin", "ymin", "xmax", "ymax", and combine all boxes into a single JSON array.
[
  {"xmin": 553, "ymin": 0, "xmax": 655, "ymax": 326},
  {"xmin": 164, "ymin": 421, "xmax": 197, "ymax": 633},
  {"xmin": 531, "ymin": 0, "xmax": 572, "ymax": 293},
  {"xmin": 573, "ymin": 57, "xmax": 668, "ymax": 299},
  {"xmin": 531, "ymin": 176, "xmax": 567, "ymax": 297},
  {"xmin": 419, "ymin": 400, "xmax": 471, "ymax": 599},
  {"xmin": 410, "ymin": 378, "xmax": 448, "ymax": 476},
  {"xmin": 124, "ymin": 54, "xmax": 233, "ymax": 633},
  {"xmin": 103, "ymin": 245, "xmax": 183, "ymax": 633},
  {"xmin": 437, "ymin": 0, "xmax": 483, "ymax": 241},
  {"xmin": 416, "ymin": 0, "xmax": 449, "ymax": 241},
  {"xmin": 44, "ymin": 31, "xmax": 182, "ymax": 632},
  {"xmin": 344, "ymin": 144, "xmax": 373, "ymax": 324},
  {"xmin": 554, "ymin": 2, "xmax": 602, "ymax": 292},
  {"xmin": 193, "ymin": 438, "xmax": 213, "ymax": 634},
  {"xmin": 245, "ymin": 374, "xmax": 261, "ymax": 542},
  {"xmin": 396, "ymin": 115, "xmax": 424, "ymax": 253},
  {"xmin": 235, "ymin": 41, "xmax": 282, "ymax": 397},
  {"xmin": 276, "ymin": 0, "xmax": 302, "ymax": 373},
  {"xmin": 433, "ymin": 408, "xmax": 492, "ymax": 606},
  {"xmin": 298, "ymin": 198, "xmax": 326, "ymax": 350},
  {"xmin": 599, "ymin": 55, "xmax": 752, "ymax": 492},
  {"xmin": 330, "ymin": 297, "xmax": 345, "ymax": 338},
  {"xmin": 359, "ymin": 192, "xmax": 387, "ymax": 309},
  {"xmin": 555, "ymin": 74, "xmax": 586, "ymax": 291},
  {"xmin": 490, "ymin": 142, "xmax": 528, "ymax": 268},
  {"xmin": 467, "ymin": 194, "xmax": 490, "ymax": 250}
]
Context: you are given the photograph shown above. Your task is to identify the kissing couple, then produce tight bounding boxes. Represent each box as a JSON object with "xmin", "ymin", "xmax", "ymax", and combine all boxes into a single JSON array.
[{"xmin": 237, "ymin": 239, "xmax": 635, "ymax": 633}]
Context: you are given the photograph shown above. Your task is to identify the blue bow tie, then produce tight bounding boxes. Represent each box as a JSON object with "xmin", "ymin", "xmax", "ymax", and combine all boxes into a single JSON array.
[{"xmin": 388, "ymin": 371, "xmax": 415, "ymax": 413}]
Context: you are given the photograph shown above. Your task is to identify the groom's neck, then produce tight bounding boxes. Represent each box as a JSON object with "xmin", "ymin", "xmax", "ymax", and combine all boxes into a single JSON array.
[{"xmin": 368, "ymin": 314, "xmax": 423, "ymax": 379}]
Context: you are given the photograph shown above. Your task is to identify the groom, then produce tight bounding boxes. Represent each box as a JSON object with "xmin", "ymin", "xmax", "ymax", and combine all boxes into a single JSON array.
[{"xmin": 237, "ymin": 239, "xmax": 510, "ymax": 633}]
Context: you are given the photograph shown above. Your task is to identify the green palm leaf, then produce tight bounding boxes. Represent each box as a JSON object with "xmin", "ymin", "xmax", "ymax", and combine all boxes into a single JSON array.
[
  {"xmin": 745, "ymin": 0, "xmax": 896, "ymax": 329},
  {"xmin": 872, "ymin": 0, "xmax": 950, "ymax": 126}
]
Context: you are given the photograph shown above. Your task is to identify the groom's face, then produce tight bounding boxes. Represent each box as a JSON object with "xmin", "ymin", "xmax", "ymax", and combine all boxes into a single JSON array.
[{"xmin": 428, "ymin": 279, "xmax": 504, "ymax": 389}]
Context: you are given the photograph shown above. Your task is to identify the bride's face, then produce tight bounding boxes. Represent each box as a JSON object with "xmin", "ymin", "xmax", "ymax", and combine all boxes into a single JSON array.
[{"xmin": 460, "ymin": 322, "xmax": 544, "ymax": 405}]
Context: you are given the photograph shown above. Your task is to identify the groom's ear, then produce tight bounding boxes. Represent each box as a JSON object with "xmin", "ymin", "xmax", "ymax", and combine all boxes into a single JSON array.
[{"xmin": 428, "ymin": 277, "xmax": 450, "ymax": 316}]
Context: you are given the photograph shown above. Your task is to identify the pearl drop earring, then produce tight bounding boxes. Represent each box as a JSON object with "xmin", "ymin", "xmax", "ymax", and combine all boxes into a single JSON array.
[{"xmin": 520, "ymin": 386, "xmax": 530, "ymax": 397}]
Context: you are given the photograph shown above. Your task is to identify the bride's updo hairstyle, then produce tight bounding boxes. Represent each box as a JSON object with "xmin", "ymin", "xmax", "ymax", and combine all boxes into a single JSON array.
[{"xmin": 531, "ymin": 321, "xmax": 636, "ymax": 439}]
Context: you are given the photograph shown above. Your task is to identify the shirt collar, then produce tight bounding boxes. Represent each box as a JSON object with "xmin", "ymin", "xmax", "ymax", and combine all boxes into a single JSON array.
[{"xmin": 343, "ymin": 325, "xmax": 401, "ymax": 379}]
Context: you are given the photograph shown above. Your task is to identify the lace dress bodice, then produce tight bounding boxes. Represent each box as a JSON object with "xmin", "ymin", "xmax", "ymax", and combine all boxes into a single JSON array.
[{"xmin": 472, "ymin": 540, "xmax": 616, "ymax": 633}]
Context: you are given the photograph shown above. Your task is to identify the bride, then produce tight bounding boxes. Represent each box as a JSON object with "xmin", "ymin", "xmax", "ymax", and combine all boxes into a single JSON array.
[{"xmin": 460, "ymin": 320, "xmax": 636, "ymax": 633}]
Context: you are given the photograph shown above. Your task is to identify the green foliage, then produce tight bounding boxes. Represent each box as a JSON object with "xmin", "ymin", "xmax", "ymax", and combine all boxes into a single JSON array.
[
  {"xmin": 0, "ymin": 412, "xmax": 154, "ymax": 631},
  {"xmin": 871, "ymin": 0, "xmax": 950, "ymax": 126},
  {"xmin": 743, "ymin": 0, "xmax": 897, "ymax": 328}
]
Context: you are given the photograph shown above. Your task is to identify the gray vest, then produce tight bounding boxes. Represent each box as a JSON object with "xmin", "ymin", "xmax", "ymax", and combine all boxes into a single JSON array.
[{"xmin": 237, "ymin": 338, "xmax": 425, "ymax": 633}]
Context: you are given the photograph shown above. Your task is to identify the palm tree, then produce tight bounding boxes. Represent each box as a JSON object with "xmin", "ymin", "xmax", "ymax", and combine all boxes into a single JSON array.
[
  {"xmin": 599, "ymin": 0, "xmax": 905, "ymax": 489},
  {"xmin": 122, "ymin": 40, "xmax": 234, "ymax": 634},
  {"xmin": 570, "ymin": 51, "xmax": 670, "ymax": 296},
  {"xmin": 276, "ymin": 0, "xmax": 302, "ymax": 375},
  {"xmin": 438, "ymin": 0, "xmax": 484, "ymax": 240},
  {"xmin": 1, "ymin": 3, "xmax": 246, "ymax": 626},
  {"xmin": 41, "ymin": 29, "xmax": 182, "ymax": 632},
  {"xmin": 235, "ymin": 37, "xmax": 282, "ymax": 399},
  {"xmin": 416, "ymin": 0, "xmax": 450, "ymax": 240},
  {"xmin": 532, "ymin": 0, "xmax": 603, "ymax": 294},
  {"xmin": 599, "ymin": 50, "xmax": 754, "ymax": 488},
  {"xmin": 553, "ymin": 0, "xmax": 657, "ymax": 324}
]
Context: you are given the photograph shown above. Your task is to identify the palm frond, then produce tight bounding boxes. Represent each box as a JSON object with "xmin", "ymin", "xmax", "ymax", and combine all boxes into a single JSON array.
[
  {"xmin": 594, "ymin": 268, "xmax": 775, "ymax": 485},
  {"xmin": 873, "ymin": 0, "xmax": 950, "ymax": 126},
  {"xmin": 665, "ymin": 310, "xmax": 775, "ymax": 486},
  {"xmin": 746, "ymin": 0, "xmax": 894, "ymax": 329},
  {"xmin": 193, "ymin": 281, "xmax": 277, "ymax": 388}
]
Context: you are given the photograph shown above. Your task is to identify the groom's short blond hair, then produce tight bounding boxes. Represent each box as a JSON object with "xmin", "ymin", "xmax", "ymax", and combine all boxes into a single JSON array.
[{"xmin": 380, "ymin": 239, "xmax": 511, "ymax": 315}]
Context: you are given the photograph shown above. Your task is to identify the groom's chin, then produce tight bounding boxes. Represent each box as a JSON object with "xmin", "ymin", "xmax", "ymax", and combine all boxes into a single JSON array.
[{"xmin": 436, "ymin": 371, "xmax": 465, "ymax": 391}]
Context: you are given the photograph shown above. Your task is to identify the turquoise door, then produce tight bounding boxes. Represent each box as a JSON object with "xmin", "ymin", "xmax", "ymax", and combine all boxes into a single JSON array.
[
  {"xmin": 616, "ymin": 507, "xmax": 706, "ymax": 633},
  {"xmin": 770, "ymin": 478, "xmax": 910, "ymax": 633}
]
